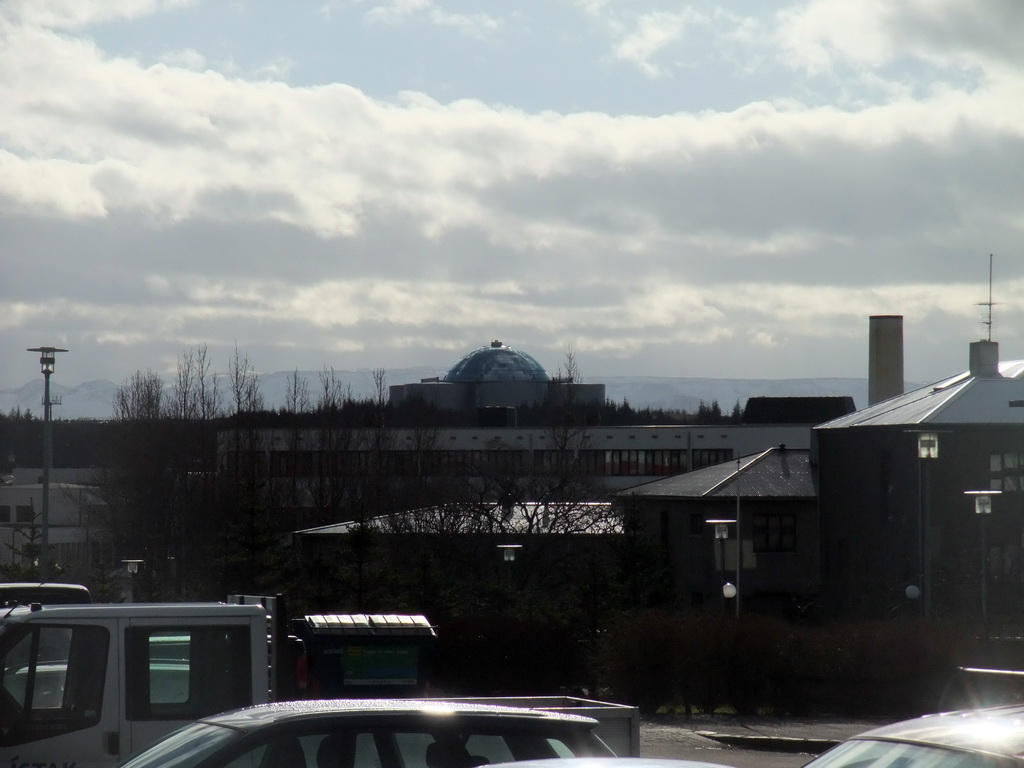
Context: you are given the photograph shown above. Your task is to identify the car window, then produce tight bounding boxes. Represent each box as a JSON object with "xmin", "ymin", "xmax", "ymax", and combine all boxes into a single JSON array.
[
  {"xmin": 120, "ymin": 722, "xmax": 241, "ymax": 768},
  {"xmin": 217, "ymin": 724, "xmax": 597, "ymax": 768},
  {"xmin": 807, "ymin": 740, "xmax": 1020, "ymax": 768},
  {"xmin": 0, "ymin": 623, "xmax": 108, "ymax": 745}
]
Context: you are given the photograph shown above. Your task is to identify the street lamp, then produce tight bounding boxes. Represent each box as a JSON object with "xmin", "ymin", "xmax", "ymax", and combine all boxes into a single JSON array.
[
  {"xmin": 26, "ymin": 346, "xmax": 67, "ymax": 581},
  {"xmin": 733, "ymin": 456, "xmax": 742, "ymax": 616},
  {"xmin": 707, "ymin": 518, "xmax": 735, "ymax": 614},
  {"xmin": 122, "ymin": 559, "xmax": 144, "ymax": 602},
  {"xmin": 496, "ymin": 544, "xmax": 522, "ymax": 562},
  {"xmin": 496, "ymin": 544, "xmax": 521, "ymax": 585},
  {"xmin": 916, "ymin": 431, "xmax": 939, "ymax": 617},
  {"xmin": 965, "ymin": 490, "xmax": 1001, "ymax": 626}
]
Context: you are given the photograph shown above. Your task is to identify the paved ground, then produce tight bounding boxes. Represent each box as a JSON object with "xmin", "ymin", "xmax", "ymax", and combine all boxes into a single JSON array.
[{"xmin": 640, "ymin": 716, "xmax": 888, "ymax": 765}]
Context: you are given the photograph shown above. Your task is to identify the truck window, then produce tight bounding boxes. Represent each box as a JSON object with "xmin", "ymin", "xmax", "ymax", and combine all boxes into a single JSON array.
[
  {"xmin": 0, "ymin": 623, "xmax": 108, "ymax": 745},
  {"xmin": 126, "ymin": 626, "xmax": 253, "ymax": 721}
]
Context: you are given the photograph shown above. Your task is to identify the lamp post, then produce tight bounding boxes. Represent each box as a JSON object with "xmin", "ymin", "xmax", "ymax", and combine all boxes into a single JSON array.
[
  {"xmin": 26, "ymin": 346, "xmax": 67, "ymax": 582},
  {"xmin": 734, "ymin": 456, "xmax": 743, "ymax": 616},
  {"xmin": 122, "ymin": 559, "xmax": 143, "ymax": 602},
  {"xmin": 965, "ymin": 490, "xmax": 1001, "ymax": 627},
  {"xmin": 707, "ymin": 518, "xmax": 735, "ymax": 614},
  {"xmin": 916, "ymin": 432, "xmax": 939, "ymax": 618},
  {"xmin": 496, "ymin": 544, "xmax": 521, "ymax": 584}
]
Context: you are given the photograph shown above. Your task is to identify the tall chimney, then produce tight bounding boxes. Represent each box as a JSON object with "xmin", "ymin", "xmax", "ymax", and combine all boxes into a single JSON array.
[{"xmin": 869, "ymin": 315, "xmax": 904, "ymax": 405}]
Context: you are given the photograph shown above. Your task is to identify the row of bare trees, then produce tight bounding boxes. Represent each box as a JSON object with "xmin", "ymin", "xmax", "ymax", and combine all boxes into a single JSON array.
[{"xmin": 82, "ymin": 344, "xmax": 670, "ymax": 621}]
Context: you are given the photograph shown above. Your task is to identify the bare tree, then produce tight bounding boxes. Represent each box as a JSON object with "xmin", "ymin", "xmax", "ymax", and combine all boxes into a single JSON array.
[
  {"xmin": 317, "ymin": 366, "xmax": 350, "ymax": 413},
  {"xmin": 167, "ymin": 345, "xmax": 224, "ymax": 596},
  {"xmin": 97, "ymin": 370, "xmax": 178, "ymax": 598},
  {"xmin": 171, "ymin": 344, "xmax": 221, "ymax": 421},
  {"xmin": 227, "ymin": 344, "xmax": 264, "ymax": 415},
  {"xmin": 113, "ymin": 370, "xmax": 165, "ymax": 421},
  {"xmin": 284, "ymin": 368, "xmax": 311, "ymax": 415}
]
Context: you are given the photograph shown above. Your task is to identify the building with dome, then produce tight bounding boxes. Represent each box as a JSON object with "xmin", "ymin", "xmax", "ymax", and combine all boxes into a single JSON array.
[{"xmin": 388, "ymin": 340, "xmax": 605, "ymax": 420}]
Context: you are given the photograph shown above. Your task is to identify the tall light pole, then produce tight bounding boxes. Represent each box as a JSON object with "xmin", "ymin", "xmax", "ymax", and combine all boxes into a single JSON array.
[
  {"xmin": 734, "ymin": 456, "xmax": 742, "ymax": 616},
  {"xmin": 965, "ymin": 490, "xmax": 1001, "ymax": 629},
  {"xmin": 26, "ymin": 346, "xmax": 67, "ymax": 582},
  {"xmin": 707, "ymin": 518, "xmax": 735, "ymax": 614},
  {"xmin": 917, "ymin": 432, "xmax": 939, "ymax": 617}
]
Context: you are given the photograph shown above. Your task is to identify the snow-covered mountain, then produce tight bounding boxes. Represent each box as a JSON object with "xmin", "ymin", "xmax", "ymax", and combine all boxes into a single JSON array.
[{"xmin": 0, "ymin": 370, "xmax": 876, "ymax": 421}]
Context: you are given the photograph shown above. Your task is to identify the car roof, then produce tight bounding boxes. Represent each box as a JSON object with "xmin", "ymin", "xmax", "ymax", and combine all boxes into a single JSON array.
[
  {"xmin": 852, "ymin": 705, "xmax": 1024, "ymax": 758},
  {"xmin": 199, "ymin": 699, "xmax": 601, "ymax": 730},
  {"xmin": 485, "ymin": 759, "xmax": 731, "ymax": 768}
]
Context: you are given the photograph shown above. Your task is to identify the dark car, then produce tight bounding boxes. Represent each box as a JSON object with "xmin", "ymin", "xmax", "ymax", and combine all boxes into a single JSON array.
[
  {"xmin": 803, "ymin": 705, "xmax": 1024, "ymax": 768},
  {"xmin": 118, "ymin": 699, "xmax": 615, "ymax": 768}
]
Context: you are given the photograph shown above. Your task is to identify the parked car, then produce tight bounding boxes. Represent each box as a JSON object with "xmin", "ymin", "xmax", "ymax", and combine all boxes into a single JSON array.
[
  {"xmin": 118, "ymin": 699, "xmax": 616, "ymax": 768},
  {"xmin": 802, "ymin": 705, "xmax": 1024, "ymax": 768},
  {"xmin": 485, "ymin": 759, "xmax": 733, "ymax": 768}
]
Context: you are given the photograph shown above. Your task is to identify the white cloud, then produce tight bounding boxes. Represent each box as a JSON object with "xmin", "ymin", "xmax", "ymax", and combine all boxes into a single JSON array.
[
  {"xmin": 362, "ymin": 0, "xmax": 500, "ymax": 38},
  {"xmin": 0, "ymin": 0, "xmax": 196, "ymax": 30},
  {"xmin": 2, "ymin": 2, "xmax": 1024, "ymax": 389},
  {"xmin": 776, "ymin": 0, "xmax": 1024, "ymax": 81},
  {"xmin": 612, "ymin": 12, "xmax": 695, "ymax": 77},
  {"xmin": 158, "ymin": 48, "xmax": 207, "ymax": 71}
]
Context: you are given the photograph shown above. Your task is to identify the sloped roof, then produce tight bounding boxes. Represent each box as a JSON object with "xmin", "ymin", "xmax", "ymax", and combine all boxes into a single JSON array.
[
  {"xmin": 618, "ymin": 446, "xmax": 816, "ymax": 500},
  {"xmin": 817, "ymin": 359, "xmax": 1024, "ymax": 429},
  {"xmin": 295, "ymin": 501, "xmax": 619, "ymax": 536}
]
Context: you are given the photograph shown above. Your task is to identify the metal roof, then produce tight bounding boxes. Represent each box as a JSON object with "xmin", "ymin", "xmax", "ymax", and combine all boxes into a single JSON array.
[
  {"xmin": 818, "ymin": 359, "xmax": 1024, "ymax": 429},
  {"xmin": 295, "ymin": 502, "xmax": 620, "ymax": 536},
  {"xmin": 200, "ymin": 698, "xmax": 600, "ymax": 729},
  {"xmin": 618, "ymin": 447, "xmax": 816, "ymax": 500}
]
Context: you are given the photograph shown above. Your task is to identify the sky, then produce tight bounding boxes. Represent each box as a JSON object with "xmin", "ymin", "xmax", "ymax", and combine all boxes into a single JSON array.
[{"xmin": 2, "ymin": 0, "xmax": 1023, "ymax": 391}]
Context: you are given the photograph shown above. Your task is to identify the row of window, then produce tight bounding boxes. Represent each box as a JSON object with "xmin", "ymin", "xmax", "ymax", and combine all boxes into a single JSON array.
[
  {"xmin": 0, "ymin": 505, "xmax": 35, "ymax": 524},
  {"xmin": 990, "ymin": 452, "xmax": 1024, "ymax": 492},
  {"xmin": 235, "ymin": 447, "xmax": 734, "ymax": 479},
  {"xmin": 0, "ymin": 623, "xmax": 252, "ymax": 746}
]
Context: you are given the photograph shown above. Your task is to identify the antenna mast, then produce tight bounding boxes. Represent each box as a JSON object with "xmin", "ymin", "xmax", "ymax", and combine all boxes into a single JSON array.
[{"xmin": 979, "ymin": 253, "xmax": 995, "ymax": 342}]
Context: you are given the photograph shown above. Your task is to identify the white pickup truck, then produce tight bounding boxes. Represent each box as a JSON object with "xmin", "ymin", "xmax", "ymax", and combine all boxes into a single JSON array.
[
  {"xmin": 0, "ymin": 599, "xmax": 638, "ymax": 768},
  {"xmin": 0, "ymin": 600, "xmax": 271, "ymax": 768}
]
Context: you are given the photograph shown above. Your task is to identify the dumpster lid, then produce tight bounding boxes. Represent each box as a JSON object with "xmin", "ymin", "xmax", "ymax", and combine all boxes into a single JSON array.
[{"xmin": 302, "ymin": 614, "xmax": 436, "ymax": 636}]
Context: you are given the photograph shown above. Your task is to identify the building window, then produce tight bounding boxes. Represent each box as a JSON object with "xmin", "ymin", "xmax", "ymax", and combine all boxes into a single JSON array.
[
  {"xmin": 990, "ymin": 453, "xmax": 1024, "ymax": 492},
  {"xmin": 0, "ymin": 506, "xmax": 9, "ymax": 523},
  {"xmin": 689, "ymin": 513, "xmax": 704, "ymax": 536},
  {"xmin": 15, "ymin": 505, "xmax": 34, "ymax": 524},
  {"xmin": 691, "ymin": 449, "xmax": 733, "ymax": 470},
  {"xmin": 753, "ymin": 514, "xmax": 796, "ymax": 552}
]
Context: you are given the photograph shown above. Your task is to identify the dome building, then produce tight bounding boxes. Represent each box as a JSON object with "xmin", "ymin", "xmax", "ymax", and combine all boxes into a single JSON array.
[{"xmin": 389, "ymin": 340, "xmax": 605, "ymax": 420}]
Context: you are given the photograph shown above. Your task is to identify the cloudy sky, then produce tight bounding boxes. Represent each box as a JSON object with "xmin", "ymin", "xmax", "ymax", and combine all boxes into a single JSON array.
[{"xmin": 2, "ymin": 0, "xmax": 1022, "ymax": 391}]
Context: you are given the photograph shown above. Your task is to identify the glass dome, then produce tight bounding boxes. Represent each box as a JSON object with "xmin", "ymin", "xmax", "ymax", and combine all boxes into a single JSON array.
[{"xmin": 444, "ymin": 341, "xmax": 550, "ymax": 383}]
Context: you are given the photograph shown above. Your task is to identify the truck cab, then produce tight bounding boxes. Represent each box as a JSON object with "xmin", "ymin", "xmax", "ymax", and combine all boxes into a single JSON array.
[{"xmin": 0, "ymin": 602, "xmax": 270, "ymax": 768}]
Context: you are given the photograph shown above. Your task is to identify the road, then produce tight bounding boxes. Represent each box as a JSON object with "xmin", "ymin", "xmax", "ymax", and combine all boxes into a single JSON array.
[{"xmin": 639, "ymin": 717, "xmax": 884, "ymax": 768}]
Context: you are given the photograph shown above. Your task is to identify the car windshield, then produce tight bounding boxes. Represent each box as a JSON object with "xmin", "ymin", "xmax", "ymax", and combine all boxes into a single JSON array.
[
  {"xmin": 805, "ymin": 739, "xmax": 1021, "ymax": 768},
  {"xmin": 119, "ymin": 722, "xmax": 241, "ymax": 768}
]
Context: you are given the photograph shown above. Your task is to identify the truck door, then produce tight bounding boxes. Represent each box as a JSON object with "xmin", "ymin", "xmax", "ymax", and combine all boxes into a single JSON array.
[
  {"xmin": 0, "ymin": 615, "xmax": 121, "ymax": 768},
  {"xmin": 123, "ymin": 617, "xmax": 259, "ymax": 756}
]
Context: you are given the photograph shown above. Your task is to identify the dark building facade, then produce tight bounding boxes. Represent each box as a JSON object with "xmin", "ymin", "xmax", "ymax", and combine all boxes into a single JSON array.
[
  {"xmin": 815, "ymin": 340, "xmax": 1024, "ymax": 619},
  {"xmin": 618, "ymin": 445, "xmax": 820, "ymax": 615}
]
